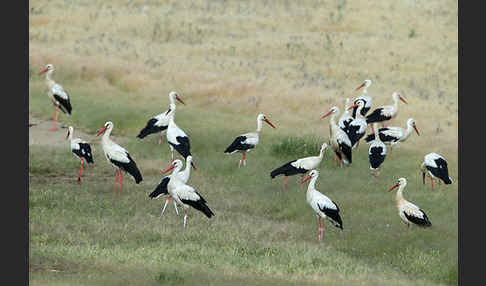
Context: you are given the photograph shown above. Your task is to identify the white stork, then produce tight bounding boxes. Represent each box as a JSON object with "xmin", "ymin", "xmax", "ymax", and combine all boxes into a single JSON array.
[
  {"xmin": 96, "ymin": 121, "xmax": 143, "ymax": 195},
  {"xmin": 338, "ymin": 98, "xmax": 353, "ymax": 131},
  {"xmin": 165, "ymin": 103, "xmax": 196, "ymax": 169},
  {"xmin": 301, "ymin": 170, "xmax": 343, "ymax": 241},
  {"xmin": 137, "ymin": 91, "xmax": 185, "ymax": 144},
  {"xmin": 344, "ymin": 100, "xmax": 368, "ymax": 148},
  {"xmin": 38, "ymin": 64, "xmax": 72, "ymax": 131},
  {"xmin": 353, "ymin": 79, "xmax": 373, "ymax": 117},
  {"xmin": 388, "ymin": 178, "xmax": 432, "ymax": 229},
  {"xmin": 270, "ymin": 143, "xmax": 328, "ymax": 188},
  {"xmin": 366, "ymin": 92, "xmax": 407, "ymax": 131},
  {"xmin": 149, "ymin": 155, "xmax": 194, "ymax": 216},
  {"xmin": 66, "ymin": 126, "xmax": 93, "ymax": 184},
  {"xmin": 421, "ymin": 153, "xmax": 453, "ymax": 189},
  {"xmin": 224, "ymin": 113, "xmax": 276, "ymax": 167},
  {"xmin": 364, "ymin": 118, "xmax": 420, "ymax": 155},
  {"xmin": 164, "ymin": 160, "xmax": 215, "ymax": 229},
  {"xmin": 368, "ymin": 123, "xmax": 387, "ymax": 177},
  {"xmin": 321, "ymin": 106, "xmax": 353, "ymax": 167}
]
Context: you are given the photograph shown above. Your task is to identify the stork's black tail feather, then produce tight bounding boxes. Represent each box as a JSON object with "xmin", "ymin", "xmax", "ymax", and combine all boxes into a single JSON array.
[
  {"xmin": 181, "ymin": 194, "xmax": 215, "ymax": 218},
  {"xmin": 270, "ymin": 160, "xmax": 307, "ymax": 178},
  {"xmin": 137, "ymin": 119, "xmax": 167, "ymax": 139},
  {"xmin": 149, "ymin": 177, "xmax": 170, "ymax": 199}
]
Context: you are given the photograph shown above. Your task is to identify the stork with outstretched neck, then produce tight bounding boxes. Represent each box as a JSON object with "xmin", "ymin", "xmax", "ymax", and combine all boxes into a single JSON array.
[
  {"xmin": 270, "ymin": 143, "xmax": 328, "ymax": 188},
  {"xmin": 321, "ymin": 106, "xmax": 352, "ymax": 167},
  {"xmin": 366, "ymin": 92, "xmax": 407, "ymax": 131},
  {"xmin": 364, "ymin": 118, "xmax": 420, "ymax": 156},
  {"xmin": 38, "ymin": 64, "xmax": 72, "ymax": 131},
  {"xmin": 224, "ymin": 114, "xmax": 276, "ymax": 167}
]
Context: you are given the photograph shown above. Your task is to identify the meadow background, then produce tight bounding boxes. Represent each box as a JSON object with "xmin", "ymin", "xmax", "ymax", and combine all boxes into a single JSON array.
[{"xmin": 29, "ymin": 0, "xmax": 458, "ymax": 285}]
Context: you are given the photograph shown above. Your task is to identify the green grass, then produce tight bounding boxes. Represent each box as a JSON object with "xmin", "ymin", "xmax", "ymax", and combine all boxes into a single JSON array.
[{"xmin": 29, "ymin": 79, "xmax": 457, "ymax": 285}]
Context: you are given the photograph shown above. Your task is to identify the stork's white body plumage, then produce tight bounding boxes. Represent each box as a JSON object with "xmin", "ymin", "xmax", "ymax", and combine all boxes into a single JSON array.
[
  {"xmin": 368, "ymin": 123, "xmax": 387, "ymax": 176},
  {"xmin": 366, "ymin": 92, "xmax": 407, "ymax": 126},
  {"xmin": 389, "ymin": 178, "xmax": 432, "ymax": 228},
  {"xmin": 302, "ymin": 170, "xmax": 343, "ymax": 241},
  {"xmin": 165, "ymin": 103, "xmax": 193, "ymax": 163},
  {"xmin": 270, "ymin": 143, "xmax": 328, "ymax": 187}
]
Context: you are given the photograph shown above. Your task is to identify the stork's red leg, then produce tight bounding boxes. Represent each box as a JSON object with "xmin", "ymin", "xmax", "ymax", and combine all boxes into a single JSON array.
[
  {"xmin": 334, "ymin": 153, "xmax": 337, "ymax": 167},
  {"xmin": 318, "ymin": 217, "xmax": 323, "ymax": 241},
  {"xmin": 119, "ymin": 168, "xmax": 123, "ymax": 195},
  {"xmin": 430, "ymin": 177, "xmax": 434, "ymax": 189},
  {"xmin": 50, "ymin": 106, "xmax": 58, "ymax": 131},
  {"xmin": 422, "ymin": 172, "xmax": 426, "ymax": 185},
  {"xmin": 158, "ymin": 133, "xmax": 163, "ymax": 145},
  {"xmin": 356, "ymin": 140, "xmax": 360, "ymax": 148},
  {"xmin": 183, "ymin": 210, "xmax": 188, "ymax": 229},
  {"xmin": 115, "ymin": 169, "xmax": 119, "ymax": 194},
  {"xmin": 284, "ymin": 176, "xmax": 288, "ymax": 188},
  {"xmin": 77, "ymin": 159, "xmax": 84, "ymax": 184},
  {"xmin": 340, "ymin": 154, "xmax": 344, "ymax": 168}
]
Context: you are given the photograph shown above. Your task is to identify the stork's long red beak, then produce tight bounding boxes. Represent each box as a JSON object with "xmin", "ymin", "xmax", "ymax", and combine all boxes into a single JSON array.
[
  {"xmin": 321, "ymin": 110, "xmax": 333, "ymax": 119},
  {"xmin": 413, "ymin": 124, "xmax": 420, "ymax": 136},
  {"xmin": 348, "ymin": 103, "xmax": 359, "ymax": 110},
  {"xmin": 161, "ymin": 164, "xmax": 175, "ymax": 174},
  {"xmin": 301, "ymin": 175, "xmax": 312, "ymax": 184},
  {"xmin": 399, "ymin": 96, "xmax": 407, "ymax": 104},
  {"xmin": 96, "ymin": 126, "xmax": 108, "ymax": 136},
  {"xmin": 38, "ymin": 68, "xmax": 48, "ymax": 75},
  {"xmin": 264, "ymin": 119, "xmax": 276, "ymax": 128},
  {"xmin": 355, "ymin": 82, "xmax": 366, "ymax": 91},
  {"xmin": 388, "ymin": 183, "xmax": 399, "ymax": 192},
  {"xmin": 176, "ymin": 96, "xmax": 185, "ymax": 105}
]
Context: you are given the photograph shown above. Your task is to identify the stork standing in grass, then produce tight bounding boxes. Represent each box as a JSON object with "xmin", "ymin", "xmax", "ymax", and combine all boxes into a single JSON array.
[
  {"xmin": 270, "ymin": 143, "xmax": 328, "ymax": 188},
  {"xmin": 368, "ymin": 123, "xmax": 387, "ymax": 177},
  {"xmin": 420, "ymin": 153, "xmax": 453, "ymax": 189},
  {"xmin": 301, "ymin": 170, "xmax": 343, "ymax": 241},
  {"xmin": 66, "ymin": 126, "xmax": 93, "ymax": 184},
  {"xmin": 353, "ymin": 79, "xmax": 373, "ymax": 117},
  {"xmin": 97, "ymin": 121, "xmax": 143, "ymax": 195},
  {"xmin": 166, "ymin": 103, "xmax": 196, "ymax": 169},
  {"xmin": 364, "ymin": 118, "xmax": 420, "ymax": 156},
  {"xmin": 38, "ymin": 64, "xmax": 72, "ymax": 131},
  {"xmin": 321, "ymin": 106, "xmax": 352, "ymax": 167},
  {"xmin": 137, "ymin": 91, "xmax": 185, "ymax": 144},
  {"xmin": 224, "ymin": 114, "xmax": 276, "ymax": 167},
  {"xmin": 388, "ymin": 178, "xmax": 432, "ymax": 229},
  {"xmin": 149, "ymin": 156, "xmax": 194, "ymax": 216},
  {"xmin": 366, "ymin": 92, "xmax": 407, "ymax": 132},
  {"xmin": 164, "ymin": 160, "xmax": 214, "ymax": 229}
]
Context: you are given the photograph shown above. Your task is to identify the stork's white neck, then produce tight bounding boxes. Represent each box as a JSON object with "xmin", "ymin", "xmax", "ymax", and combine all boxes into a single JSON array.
[
  {"xmin": 256, "ymin": 118, "xmax": 263, "ymax": 133},
  {"xmin": 307, "ymin": 175, "xmax": 319, "ymax": 193},
  {"xmin": 67, "ymin": 130, "xmax": 73, "ymax": 141},
  {"xmin": 169, "ymin": 164, "xmax": 184, "ymax": 184},
  {"xmin": 395, "ymin": 183, "xmax": 406, "ymax": 203},
  {"xmin": 101, "ymin": 126, "xmax": 114, "ymax": 146},
  {"xmin": 45, "ymin": 71, "xmax": 55, "ymax": 89},
  {"xmin": 373, "ymin": 124, "xmax": 380, "ymax": 141},
  {"xmin": 330, "ymin": 110, "xmax": 339, "ymax": 130},
  {"xmin": 318, "ymin": 146, "xmax": 326, "ymax": 159},
  {"xmin": 181, "ymin": 159, "xmax": 192, "ymax": 181},
  {"xmin": 169, "ymin": 93, "xmax": 175, "ymax": 105}
]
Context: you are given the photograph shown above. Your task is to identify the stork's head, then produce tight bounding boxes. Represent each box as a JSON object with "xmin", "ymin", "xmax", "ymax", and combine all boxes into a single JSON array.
[
  {"xmin": 169, "ymin": 91, "xmax": 185, "ymax": 105},
  {"xmin": 161, "ymin": 159, "xmax": 183, "ymax": 174},
  {"xmin": 186, "ymin": 155, "xmax": 197, "ymax": 170},
  {"xmin": 301, "ymin": 169, "xmax": 319, "ymax": 184},
  {"xmin": 388, "ymin": 177, "xmax": 407, "ymax": 192},
  {"xmin": 407, "ymin": 118, "xmax": 420, "ymax": 136},
  {"xmin": 348, "ymin": 99, "xmax": 365, "ymax": 111},
  {"xmin": 66, "ymin": 126, "xmax": 74, "ymax": 140},
  {"xmin": 257, "ymin": 114, "xmax": 276, "ymax": 128},
  {"xmin": 38, "ymin": 64, "xmax": 54, "ymax": 75},
  {"xmin": 392, "ymin": 92, "xmax": 407, "ymax": 104},
  {"xmin": 96, "ymin": 121, "xmax": 113, "ymax": 136},
  {"xmin": 321, "ymin": 106, "xmax": 339, "ymax": 119},
  {"xmin": 320, "ymin": 142, "xmax": 328, "ymax": 152},
  {"xmin": 355, "ymin": 79, "xmax": 372, "ymax": 91}
]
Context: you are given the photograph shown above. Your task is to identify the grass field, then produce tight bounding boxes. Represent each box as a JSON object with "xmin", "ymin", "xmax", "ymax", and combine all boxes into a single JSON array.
[{"xmin": 29, "ymin": 0, "xmax": 458, "ymax": 285}]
